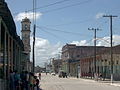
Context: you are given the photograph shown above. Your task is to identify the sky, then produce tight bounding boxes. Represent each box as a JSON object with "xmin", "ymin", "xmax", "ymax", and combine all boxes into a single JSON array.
[{"xmin": 5, "ymin": 0, "xmax": 120, "ymax": 67}]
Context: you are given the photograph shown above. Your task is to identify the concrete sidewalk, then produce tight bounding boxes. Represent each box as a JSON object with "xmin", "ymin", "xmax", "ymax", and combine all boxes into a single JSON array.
[
  {"xmin": 79, "ymin": 77, "xmax": 120, "ymax": 87},
  {"xmin": 68, "ymin": 77, "xmax": 120, "ymax": 87}
]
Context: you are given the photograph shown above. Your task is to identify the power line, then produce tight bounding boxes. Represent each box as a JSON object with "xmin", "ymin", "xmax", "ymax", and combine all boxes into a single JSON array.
[
  {"xmin": 96, "ymin": 37, "xmax": 110, "ymax": 45},
  {"xmin": 13, "ymin": 0, "xmax": 93, "ymax": 15},
  {"xmin": 37, "ymin": 27, "xmax": 70, "ymax": 42},
  {"xmin": 37, "ymin": 27, "xmax": 95, "ymax": 47},
  {"xmin": 37, "ymin": 26, "xmax": 92, "ymax": 37},
  {"xmin": 43, "ymin": 18, "xmax": 108, "ymax": 30},
  {"xmin": 44, "ymin": 19, "xmax": 92, "ymax": 27},
  {"xmin": 41, "ymin": 0, "xmax": 94, "ymax": 13},
  {"xmin": 37, "ymin": 26, "xmax": 100, "ymax": 47},
  {"xmin": 13, "ymin": 0, "xmax": 72, "ymax": 15},
  {"xmin": 39, "ymin": 26, "xmax": 83, "ymax": 35},
  {"xmin": 82, "ymin": 39, "xmax": 93, "ymax": 46},
  {"xmin": 33, "ymin": 0, "xmax": 71, "ymax": 10},
  {"xmin": 95, "ymin": 19, "xmax": 108, "ymax": 28},
  {"xmin": 36, "ymin": 26, "xmax": 97, "ymax": 45}
]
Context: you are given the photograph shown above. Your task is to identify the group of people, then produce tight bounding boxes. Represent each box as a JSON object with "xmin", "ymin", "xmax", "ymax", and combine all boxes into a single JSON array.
[{"xmin": 9, "ymin": 70, "xmax": 41, "ymax": 90}]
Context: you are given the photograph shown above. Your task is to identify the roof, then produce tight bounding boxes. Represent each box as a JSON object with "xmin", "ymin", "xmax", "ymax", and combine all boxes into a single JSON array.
[{"xmin": 21, "ymin": 17, "xmax": 31, "ymax": 23}]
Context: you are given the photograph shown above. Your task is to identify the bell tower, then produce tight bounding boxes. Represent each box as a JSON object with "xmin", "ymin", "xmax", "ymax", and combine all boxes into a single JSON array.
[{"xmin": 21, "ymin": 17, "xmax": 31, "ymax": 57}]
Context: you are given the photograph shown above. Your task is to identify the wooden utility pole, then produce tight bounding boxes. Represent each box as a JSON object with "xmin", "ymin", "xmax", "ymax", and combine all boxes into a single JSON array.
[
  {"xmin": 88, "ymin": 28, "xmax": 101, "ymax": 80},
  {"xmin": 32, "ymin": 0, "xmax": 36, "ymax": 73},
  {"xmin": 103, "ymin": 15, "xmax": 117, "ymax": 83}
]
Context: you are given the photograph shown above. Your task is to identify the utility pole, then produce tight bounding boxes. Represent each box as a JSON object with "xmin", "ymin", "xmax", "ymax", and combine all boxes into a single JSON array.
[
  {"xmin": 88, "ymin": 28, "xmax": 101, "ymax": 80},
  {"xmin": 32, "ymin": 0, "xmax": 35, "ymax": 73},
  {"xmin": 32, "ymin": 0, "xmax": 36, "ymax": 73},
  {"xmin": 103, "ymin": 15, "xmax": 117, "ymax": 83}
]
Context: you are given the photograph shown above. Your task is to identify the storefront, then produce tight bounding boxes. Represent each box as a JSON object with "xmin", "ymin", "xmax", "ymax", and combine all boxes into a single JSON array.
[{"xmin": 0, "ymin": 15, "xmax": 24, "ymax": 90}]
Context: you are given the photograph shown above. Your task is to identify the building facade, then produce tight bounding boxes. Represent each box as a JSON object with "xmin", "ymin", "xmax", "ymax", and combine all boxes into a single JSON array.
[
  {"xmin": 80, "ymin": 45, "xmax": 120, "ymax": 80},
  {"xmin": 52, "ymin": 58, "xmax": 62, "ymax": 74},
  {"xmin": 0, "ymin": 0, "xmax": 29, "ymax": 89},
  {"xmin": 61, "ymin": 44, "xmax": 106, "ymax": 77}
]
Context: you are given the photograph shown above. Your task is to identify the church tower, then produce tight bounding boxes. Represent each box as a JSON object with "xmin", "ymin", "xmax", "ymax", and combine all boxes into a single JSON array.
[{"xmin": 21, "ymin": 17, "xmax": 31, "ymax": 60}]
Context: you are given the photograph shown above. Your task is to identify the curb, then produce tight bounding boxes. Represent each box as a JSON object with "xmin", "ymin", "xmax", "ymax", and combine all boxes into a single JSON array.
[
  {"xmin": 75, "ymin": 78, "xmax": 120, "ymax": 87},
  {"xmin": 110, "ymin": 83, "xmax": 120, "ymax": 87},
  {"xmin": 80, "ymin": 78, "xmax": 96, "ymax": 82}
]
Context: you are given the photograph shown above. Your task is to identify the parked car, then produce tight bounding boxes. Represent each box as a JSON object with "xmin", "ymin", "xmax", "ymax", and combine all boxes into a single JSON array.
[{"xmin": 58, "ymin": 70, "xmax": 65, "ymax": 78}]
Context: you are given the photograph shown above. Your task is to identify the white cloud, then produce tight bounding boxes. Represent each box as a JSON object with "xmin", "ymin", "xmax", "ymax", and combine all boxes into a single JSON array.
[
  {"xmin": 70, "ymin": 35, "xmax": 120, "ymax": 47},
  {"xmin": 97, "ymin": 37, "xmax": 110, "ymax": 46},
  {"xmin": 95, "ymin": 13, "xmax": 105, "ymax": 19},
  {"xmin": 14, "ymin": 12, "xmax": 42, "ymax": 22},
  {"xmin": 97, "ymin": 35, "xmax": 120, "ymax": 46},
  {"xmin": 70, "ymin": 40, "xmax": 90, "ymax": 46},
  {"xmin": 29, "ymin": 35, "xmax": 120, "ymax": 66},
  {"xmin": 30, "ymin": 37, "xmax": 62, "ymax": 67}
]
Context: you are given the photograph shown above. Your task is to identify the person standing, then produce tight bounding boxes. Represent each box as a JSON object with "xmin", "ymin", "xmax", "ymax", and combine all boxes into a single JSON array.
[
  {"xmin": 29, "ymin": 72, "xmax": 35, "ymax": 90},
  {"xmin": 9, "ymin": 70, "xmax": 15, "ymax": 90},
  {"xmin": 24, "ymin": 71, "xmax": 29, "ymax": 90},
  {"xmin": 34, "ymin": 76, "xmax": 40, "ymax": 90},
  {"xmin": 14, "ymin": 70, "xmax": 21, "ymax": 90},
  {"xmin": 39, "ymin": 73, "xmax": 41, "ymax": 80}
]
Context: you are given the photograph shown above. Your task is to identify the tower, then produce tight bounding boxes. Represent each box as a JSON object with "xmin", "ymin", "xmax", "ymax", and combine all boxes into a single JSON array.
[{"xmin": 21, "ymin": 17, "xmax": 31, "ymax": 60}]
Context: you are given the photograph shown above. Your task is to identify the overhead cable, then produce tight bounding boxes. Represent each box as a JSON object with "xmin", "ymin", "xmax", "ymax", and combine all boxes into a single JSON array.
[
  {"xmin": 13, "ymin": 0, "xmax": 72, "ymax": 15},
  {"xmin": 37, "ymin": 26, "xmax": 92, "ymax": 37}
]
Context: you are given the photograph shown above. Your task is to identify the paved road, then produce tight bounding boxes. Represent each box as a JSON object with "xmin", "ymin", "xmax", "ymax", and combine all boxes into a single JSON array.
[{"xmin": 40, "ymin": 73, "xmax": 120, "ymax": 90}]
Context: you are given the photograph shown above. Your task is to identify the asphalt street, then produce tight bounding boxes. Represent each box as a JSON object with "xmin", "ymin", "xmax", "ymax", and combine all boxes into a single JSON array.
[{"xmin": 40, "ymin": 73, "xmax": 120, "ymax": 90}]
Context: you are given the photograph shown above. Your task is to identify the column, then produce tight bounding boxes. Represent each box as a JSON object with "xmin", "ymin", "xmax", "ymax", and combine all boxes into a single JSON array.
[
  {"xmin": 3, "ymin": 31, "xmax": 6, "ymax": 79},
  {"xmin": 0, "ymin": 18, "xmax": 1, "ymax": 58},
  {"xmin": 7, "ymin": 35, "xmax": 10, "ymax": 78},
  {"xmin": 18, "ymin": 47, "xmax": 20, "ymax": 72},
  {"xmin": 11, "ymin": 38, "xmax": 13, "ymax": 71}
]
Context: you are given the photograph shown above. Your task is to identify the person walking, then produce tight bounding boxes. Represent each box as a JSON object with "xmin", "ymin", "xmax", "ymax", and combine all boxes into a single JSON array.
[{"xmin": 39, "ymin": 73, "xmax": 41, "ymax": 80}]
